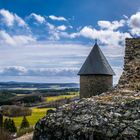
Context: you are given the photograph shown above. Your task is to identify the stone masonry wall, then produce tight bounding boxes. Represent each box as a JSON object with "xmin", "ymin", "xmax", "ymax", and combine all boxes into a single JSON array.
[
  {"xmin": 33, "ymin": 38, "xmax": 140, "ymax": 140},
  {"xmin": 118, "ymin": 38, "xmax": 140, "ymax": 90},
  {"xmin": 80, "ymin": 75, "xmax": 113, "ymax": 98}
]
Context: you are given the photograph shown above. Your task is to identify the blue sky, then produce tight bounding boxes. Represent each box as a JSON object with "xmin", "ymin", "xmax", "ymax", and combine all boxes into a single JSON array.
[{"xmin": 0, "ymin": 0, "xmax": 140, "ymax": 84}]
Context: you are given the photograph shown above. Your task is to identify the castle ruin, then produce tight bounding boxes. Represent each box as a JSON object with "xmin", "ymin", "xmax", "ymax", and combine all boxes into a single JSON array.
[{"xmin": 78, "ymin": 42, "xmax": 115, "ymax": 98}]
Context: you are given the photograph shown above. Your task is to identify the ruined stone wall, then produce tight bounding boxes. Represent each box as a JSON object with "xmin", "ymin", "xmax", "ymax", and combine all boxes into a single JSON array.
[
  {"xmin": 33, "ymin": 38, "xmax": 140, "ymax": 140},
  {"xmin": 118, "ymin": 38, "xmax": 140, "ymax": 90},
  {"xmin": 80, "ymin": 75, "xmax": 113, "ymax": 98}
]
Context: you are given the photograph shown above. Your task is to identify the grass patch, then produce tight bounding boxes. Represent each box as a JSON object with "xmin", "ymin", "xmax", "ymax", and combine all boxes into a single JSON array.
[
  {"xmin": 46, "ymin": 94, "xmax": 78, "ymax": 102},
  {"xmin": 4, "ymin": 93, "xmax": 79, "ymax": 130},
  {"xmin": 4, "ymin": 108, "xmax": 54, "ymax": 129},
  {"xmin": 16, "ymin": 94, "xmax": 27, "ymax": 96}
]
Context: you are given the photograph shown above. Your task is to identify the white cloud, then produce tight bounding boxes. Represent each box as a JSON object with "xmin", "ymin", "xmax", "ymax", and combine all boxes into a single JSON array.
[
  {"xmin": 128, "ymin": 12, "xmax": 140, "ymax": 35},
  {"xmin": 12, "ymin": 35, "xmax": 36, "ymax": 45},
  {"xmin": 0, "ymin": 66, "xmax": 78, "ymax": 77},
  {"xmin": 0, "ymin": 9, "xmax": 15, "ymax": 26},
  {"xmin": 0, "ymin": 30, "xmax": 36, "ymax": 46},
  {"xmin": 123, "ymin": 15, "xmax": 129, "ymax": 19},
  {"xmin": 49, "ymin": 15, "xmax": 67, "ymax": 21},
  {"xmin": 68, "ymin": 26, "xmax": 131, "ymax": 47},
  {"xmin": 47, "ymin": 27, "xmax": 60, "ymax": 40},
  {"xmin": 57, "ymin": 25, "xmax": 67, "ymax": 31},
  {"xmin": 0, "ymin": 9, "xmax": 26, "ymax": 27},
  {"xmin": 1, "ymin": 9, "xmax": 139, "ymax": 83},
  {"xmin": 14, "ymin": 15, "xmax": 27, "ymax": 27},
  {"xmin": 0, "ymin": 39, "xmax": 123, "ymax": 83},
  {"xmin": 29, "ymin": 13, "xmax": 46, "ymax": 24},
  {"xmin": 30, "ymin": 68, "xmax": 78, "ymax": 77},
  {"xmin": 0, "ymin": 30, "xmax": 16, "ymax": 46},
  {"xmin": 47, "ymin": 23, "xmax": 55, "ymax": 30},
  {"xmin": 47, "ymin": 23, "xmax": 67, "ymax": 40},
  {"xmin": 0, "ymin": 66, "xmax": 27, "ymax": 76},
  {"xmin": 98, "ymin": 20, "xmax": 125, "ymax": 30},
  {"xmin": 112, "ymin": 66, "xmax": 123, "ymax": 85}
]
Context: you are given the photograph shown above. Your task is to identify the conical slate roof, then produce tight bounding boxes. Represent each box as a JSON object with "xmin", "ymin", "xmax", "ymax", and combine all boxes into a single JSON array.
[{"xmin": 78, "ymin": 43, "xmax": 115, "ymax": 75}]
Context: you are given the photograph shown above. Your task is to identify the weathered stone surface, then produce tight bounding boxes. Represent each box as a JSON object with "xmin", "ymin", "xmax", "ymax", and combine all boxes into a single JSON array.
[
  {"xmin": 33, "ymin": 38, "xmax": 140, "ymax": 140},
  {"xmin": 33, "ymin": 91, "xmax": 140, "ymax": 140},
  {"xmin": 118, "ymin": 38, "xmax": 140, "ymax": 91},
  {"xmin": 80, "ymin": 75, "xmax": 113, "ymax": 98}
]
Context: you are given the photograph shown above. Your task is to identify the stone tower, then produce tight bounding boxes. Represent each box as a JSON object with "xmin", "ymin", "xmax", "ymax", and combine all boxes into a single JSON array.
[
  {"xmin": 78, "ymin": 42, "xmax": 115, "ymax": 98},
  {"xmin": 118, "ymin": 38, "xmax": 140, "ymax": 90}
]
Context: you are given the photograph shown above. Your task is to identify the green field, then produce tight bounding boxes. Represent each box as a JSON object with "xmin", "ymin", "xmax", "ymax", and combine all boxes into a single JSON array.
[
  {"xmin": 46, "ymin": 94, "xmax": 78, "ymax": 102},
  {"xmin": 4, "ymin": 93, "xmax": 79, "ymax": 129},
  {"xmin": 4, "ymin": 108, "xmax": 55, "ymax": 129}
]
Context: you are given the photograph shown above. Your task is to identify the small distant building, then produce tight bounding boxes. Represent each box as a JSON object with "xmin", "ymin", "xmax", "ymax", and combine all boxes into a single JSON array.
[{"xmin": 78, "ymin": 42, "xmax": 115, "ymax": 98}]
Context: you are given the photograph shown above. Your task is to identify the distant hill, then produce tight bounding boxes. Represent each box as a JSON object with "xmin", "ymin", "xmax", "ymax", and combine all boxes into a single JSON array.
[{"xmin": 0, "ymin": 82, "xmax": 79, "ymax": 90}]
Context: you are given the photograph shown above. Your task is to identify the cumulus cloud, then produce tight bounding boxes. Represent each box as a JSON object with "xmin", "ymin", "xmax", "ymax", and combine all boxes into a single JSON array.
[
  {"xmin": 0, "ymin": 38, "xmax": 123, "ymax": 83},
  {"xmin": 0, "ymin": 30, "xmax": 36, "ymax": 46},
  {"xmin": 57, "ymin": 25, "xmax": 67, "ymax": 31},
  {"xmin": 29, "ymin": 13, "xmax": 46, "ymax": 24},
  {"xmin": 68, "ymin": 26, "xmax": 131, "ymax": 47},
  {"xmin": 98, "ymin": 20, "xmax": 125, "ymax": 30},
  {"xmin": 0, "ymin": 66, "xmax": 78, "ymax": 77},
  {"xmin": 46, "ymin": 23, "xmax": 68, "ymax": 40},
  {"xmin": 12, "ymin": 35, "xmax": 36, "ymax": 45},
  {"xmin": 128, "ymin": 12, "xmax": 140, "ymax": 35},
  {"xmin": 0, "ymin": 30, "xmax": 16, "ymax": 46},
  {"xmin": 2, "ymin": 9, "xmax": 140, "ymax": 83},
  {"xmin": 49, "ymin": 15, "xmax": 67, "ymax": 21},
  {"xmin": 0, "ymin": 9, "xmax": 26, "ymax": 27},
  {"xmin": 0, "ymin": 66, "xmax": 27, "ymax": 76},
  {"xmin": 30, "ymin": 68, "xmax": 78, "ymax": 77},
  {"xmin": 47, "ymin": 23, "xmax": 55, "ymax": 30}
]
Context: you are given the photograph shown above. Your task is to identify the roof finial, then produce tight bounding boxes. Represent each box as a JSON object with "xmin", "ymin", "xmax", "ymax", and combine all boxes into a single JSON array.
[{"xmin": 95, "ymin": 39, "xmax": 97, "ymax": 44}]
